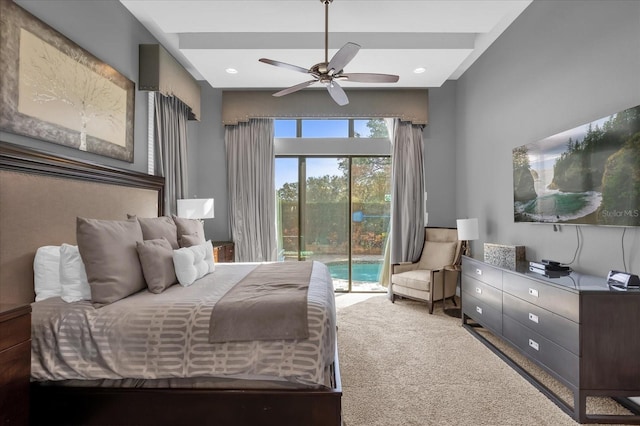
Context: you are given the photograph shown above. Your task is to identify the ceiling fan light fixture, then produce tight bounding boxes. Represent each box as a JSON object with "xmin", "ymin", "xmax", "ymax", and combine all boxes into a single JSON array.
[{"xmin": 258, "ymin": 0, "xmax": 398, "ymax": 106}]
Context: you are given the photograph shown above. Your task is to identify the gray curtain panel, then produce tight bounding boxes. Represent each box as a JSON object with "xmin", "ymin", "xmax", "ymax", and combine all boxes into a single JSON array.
[
  {"xmin": 225, "ymin": 118, "xmax": 277, "ymax": 262},
  {"xmin": 154, "ymin": 93, "xmax": 189, "ymax": 216},
  {"xmin": 390, "ymin": 119, "xmax": 425, "ymax": 265}
]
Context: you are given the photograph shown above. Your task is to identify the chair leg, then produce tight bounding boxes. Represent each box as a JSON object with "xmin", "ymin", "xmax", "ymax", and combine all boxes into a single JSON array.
[
  {"xmin": 428, "ymin": 301, "xmax": 434, "ymax": 314},
  {"xmin": 451, "ymin": 296, "xmax": 457, "ymax": 307}
]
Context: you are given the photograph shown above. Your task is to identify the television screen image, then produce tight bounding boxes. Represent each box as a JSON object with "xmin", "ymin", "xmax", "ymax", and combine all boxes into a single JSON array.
[{"xmin": 513, "ymin": 105, "xmax": 640, "ymax": 227}]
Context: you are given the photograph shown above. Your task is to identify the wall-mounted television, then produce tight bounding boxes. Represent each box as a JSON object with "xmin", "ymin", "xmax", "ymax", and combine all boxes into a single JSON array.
[{"xmin": 513, "ymin": 105, "xmax": 640, "ymax": 227}]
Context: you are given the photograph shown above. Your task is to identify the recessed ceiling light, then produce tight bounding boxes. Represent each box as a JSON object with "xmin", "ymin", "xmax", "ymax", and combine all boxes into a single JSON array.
[
  {"xmin": 413, "ymin": 67, "xmax": 426, "ymax": 74},
  {"xmin": 226, "ymin": 68, "xmax": 238, "ymax": 74}
]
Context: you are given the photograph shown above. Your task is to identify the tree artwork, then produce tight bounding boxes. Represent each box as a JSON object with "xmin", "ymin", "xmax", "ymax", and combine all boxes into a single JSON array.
[
  {"xmin": 0, "ymin": 0, "xmax": 134, "ymax": 161},
  {"xmin": 18, "ymin": 29, "xmax": 127, "ymax": 151}
]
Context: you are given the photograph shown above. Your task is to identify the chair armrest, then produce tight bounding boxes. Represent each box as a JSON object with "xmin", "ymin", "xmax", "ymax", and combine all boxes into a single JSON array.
[{"xmin": 392, "ymin": 262, "xmax": 418, "ymax": 274}]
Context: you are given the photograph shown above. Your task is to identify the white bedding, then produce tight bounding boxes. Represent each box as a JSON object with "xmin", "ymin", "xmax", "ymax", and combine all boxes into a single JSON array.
[{"xmin": 31, "ymin": 261, "xmax": 336, "ymax": 388}]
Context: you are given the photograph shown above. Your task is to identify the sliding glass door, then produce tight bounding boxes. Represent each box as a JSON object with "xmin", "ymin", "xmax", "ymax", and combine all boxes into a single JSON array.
[
  {"xmin": 276, "ymin": 156, "xmax": 389, "ymax": 292},
  {"xmin": 350, "ymin": 157, "xmax": 390, "ymax": 291}
]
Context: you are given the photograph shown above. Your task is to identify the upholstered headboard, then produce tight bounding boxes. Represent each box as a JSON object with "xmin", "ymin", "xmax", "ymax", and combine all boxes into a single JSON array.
[{"xmin": 0, "ymin": 142, "xmax": 164, "ymax": 305}]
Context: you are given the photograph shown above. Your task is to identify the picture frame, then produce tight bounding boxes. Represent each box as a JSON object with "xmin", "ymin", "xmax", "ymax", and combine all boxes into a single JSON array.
[{"xmin": 0, "ymin": 0, "xmax": 135, "ymax": 162}]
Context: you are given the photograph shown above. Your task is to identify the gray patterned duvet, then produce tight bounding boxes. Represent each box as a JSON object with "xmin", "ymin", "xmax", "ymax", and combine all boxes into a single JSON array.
[{"xmin": 31, "ymin": 261, "xmax": 336, "ymax": 389}]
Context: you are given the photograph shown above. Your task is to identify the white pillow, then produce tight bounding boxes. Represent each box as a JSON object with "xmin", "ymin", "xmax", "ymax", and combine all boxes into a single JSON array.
[
  {"xmin": 173, "ymin": 241, "xmax": 215, "ymax": 287},
  {"xmin": 59, "ymin": 244, "xmax": 92, "ymax": 302},
  {"xmin": 34, "ymin": 246, "xmax": 62, "ymax": 302}
]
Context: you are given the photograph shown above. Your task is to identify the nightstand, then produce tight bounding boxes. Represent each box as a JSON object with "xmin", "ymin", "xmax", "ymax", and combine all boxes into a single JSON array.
[
  {"xmin": 213, "ymin": 241, "xmax": 235, "ymax": 263},
  {"xmin": 0, "ymin": 304, "xmax": 31, "ymax": 425}
]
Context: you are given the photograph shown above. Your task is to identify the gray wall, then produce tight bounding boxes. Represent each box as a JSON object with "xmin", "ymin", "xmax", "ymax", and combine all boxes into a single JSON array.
[
  {"xmin": 188, "ymin": 84, "xmax": 230, "ymax": 241},
  {"xmin": 1, "ymin": 0, "xmax": 158, "ymax": 174},
  {"xmin": 455, "ymin": 0, "xmax": 640, "ymax": 276},
  {"xmin": 423, "ymin": 81, "xmax": 457, "ymax": 228}
]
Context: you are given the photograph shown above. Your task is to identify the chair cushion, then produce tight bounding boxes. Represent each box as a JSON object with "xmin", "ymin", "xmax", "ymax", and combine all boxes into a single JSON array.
[
  {"xmin": 391, "ymin": 270, "xmax": 431, "ymax": 291},
  {"xmin": 418, "ymin": 241, "xmax": 457, "ymax": 270}
]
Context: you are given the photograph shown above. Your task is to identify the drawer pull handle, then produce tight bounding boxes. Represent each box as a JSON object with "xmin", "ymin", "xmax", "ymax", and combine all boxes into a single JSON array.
[
  {"xmin": 528, "ymin": 313, "xmax": 539, "ymax": 324},
  {"xmin": 475, "ymin": 268, "xmax": 482, "ymax": 276},
  {"xmin": 528, "ymin": 288, "xmax": 539, "ymax": 297},
  {"xmin": 476, "ymin": 306, "xmax": 483, "ymax": 315},
  {"xmin": 529, "ymin": 339, "xmax": 539, "ymax": 351},
  {"xmin": 475, "ymin": 287, "xmax": 482, "ymax": 294}
]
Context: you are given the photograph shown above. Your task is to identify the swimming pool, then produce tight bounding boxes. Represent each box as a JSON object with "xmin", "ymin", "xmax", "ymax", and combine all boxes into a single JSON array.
[{"xmin": 327, "ymin": 261, "xmax": 382, "ymax": 282}]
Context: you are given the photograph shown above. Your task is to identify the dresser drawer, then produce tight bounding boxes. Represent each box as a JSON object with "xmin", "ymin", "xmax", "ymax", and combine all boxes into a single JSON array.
[
  {"xmin": 502, "ymin": 272, "xmax": 578, "ymax": 322},
  {"xmin": 462, "ymin": 257, "xmax": 502, "ymax": 290},
  {"xmin": 462, "ymin": 275, "xmax": 502, "ymax": 312},
  {"xmin": 503, "ymin": 293, "xmax": 579, "ymax": 355},
  {"xmin": 463, "ymin": 292, "xmax": 502, "ymax": 335},
  {"xmin": 503, "ymin": 315, "xmax": 578, "ymax": 386}
]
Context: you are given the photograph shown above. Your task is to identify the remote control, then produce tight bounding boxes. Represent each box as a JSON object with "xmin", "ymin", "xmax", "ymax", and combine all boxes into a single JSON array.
[{"xmin": 541, "ymin": 259, "xmax": 561, "ymax": 266}]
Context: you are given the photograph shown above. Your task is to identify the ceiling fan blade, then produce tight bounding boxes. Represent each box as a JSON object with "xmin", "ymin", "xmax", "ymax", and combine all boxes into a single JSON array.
[
  {"xmin": 259, "ymin": 58, "xmax": 310, "ymax": 74},
  {"xmin": 326, "ymin": 81, "xmax": 349, "ymax": 106},
  {"xmin": 327, "ymin": 42, "xmax": 360, "ymax": 74},
  {"xmin": 272, "ymin": 80, "xmax": 318, "ymax": 97},
  {"xmin": 340, "ymin": 73, "xmax": 400, "ymax": 83}
]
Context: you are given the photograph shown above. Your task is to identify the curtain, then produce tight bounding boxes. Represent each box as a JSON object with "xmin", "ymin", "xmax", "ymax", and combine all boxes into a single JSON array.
[
  {"xmin": 225, "ymin": 118, "xmax": 277, "ymax": 262},
  {"xmin": 380, "ymin": 118, "xmax": 425, "ymax": 290},
  {"xmin": 154, "ymin": 93, "xmax": 189, "ymax": 216}
]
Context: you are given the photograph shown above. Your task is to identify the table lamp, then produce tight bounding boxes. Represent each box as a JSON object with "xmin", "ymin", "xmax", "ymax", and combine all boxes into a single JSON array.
[
  {"xmin": 456, "ymin": 218, "xmax": 479, "ymax": 256},
  {"xmin": 177, "ymin": 198, "xmax": 214, "ymax": 220}
]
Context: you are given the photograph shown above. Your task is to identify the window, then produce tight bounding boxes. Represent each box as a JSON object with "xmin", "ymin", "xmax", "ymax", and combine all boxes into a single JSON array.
[
  {"xmin": 274, "ymin": 118, "xmax": 392, "ymax": 293},
  {"xmin": 274, "ymin": 118, "xmax": 388, "ymax": 139}
]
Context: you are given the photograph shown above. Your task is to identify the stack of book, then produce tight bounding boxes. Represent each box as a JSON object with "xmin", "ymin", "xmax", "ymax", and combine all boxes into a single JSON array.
[{"xmin": 529, "ymin": 261, "xmax": 571, "ymax": 278}]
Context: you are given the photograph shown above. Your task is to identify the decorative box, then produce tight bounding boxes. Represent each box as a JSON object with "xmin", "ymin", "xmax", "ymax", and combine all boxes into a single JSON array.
[{"xmin": 484, "ymin": 243, "xmax": 526, "ymax": 270}]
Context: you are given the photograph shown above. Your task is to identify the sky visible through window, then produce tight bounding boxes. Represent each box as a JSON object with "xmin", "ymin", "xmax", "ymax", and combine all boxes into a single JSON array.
[
  {"xmin": 274, "ymin": 119, "xmax": 385, "ymax": 138},
  {"xmin": 274, "ymin": 119, "xmax": 388, "ymax": 189}
]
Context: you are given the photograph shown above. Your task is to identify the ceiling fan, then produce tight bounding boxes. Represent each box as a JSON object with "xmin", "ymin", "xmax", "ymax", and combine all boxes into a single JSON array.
[{"xmin": 259, "ymin": 0, "xmax": 399, "ymax": 106}]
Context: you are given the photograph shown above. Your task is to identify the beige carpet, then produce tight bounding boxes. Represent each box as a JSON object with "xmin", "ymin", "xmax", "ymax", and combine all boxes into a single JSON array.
[{"xmin": 336, "ymin": 295, "xmax": 632, "ymax": 426}]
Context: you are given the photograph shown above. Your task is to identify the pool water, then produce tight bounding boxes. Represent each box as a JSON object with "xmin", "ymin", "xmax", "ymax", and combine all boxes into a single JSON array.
[{"xmin": 328, "ymin": 261, "xmax": 382, "ymax": 282}]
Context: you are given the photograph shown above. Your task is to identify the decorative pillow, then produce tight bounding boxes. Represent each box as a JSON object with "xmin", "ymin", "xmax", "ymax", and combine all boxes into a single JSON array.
[
  {"xmin": 180, "ymin": 233, "xmax": 202, "ymax": 248},
  {"xmin": 173, "ymin": 241, "xmax": 215, "ymax": 287},
  {"xmin": 417, "ymin": 241, "xmax": 458, "ymax": 270},
  {"xmin": 33, "ymin": 246, "xmax": 62, "ymax": 302},
  {"xmin": 136, "ymin": 238, "xmax": 178, "ymax": 293},
  {"xmin": 128, "ymin": 215, "xmax": 179, "ymax": 249},
  {"xmin": 172, "ymin": 215, "xmax": 206, "ymax": 247},
  {"xmin": 59, "ymin": 244, "xmax": 92, "ymax": 302},
  {"xmin": 76, "ymin": 217, "xmax": 145, "ymax": 306}
]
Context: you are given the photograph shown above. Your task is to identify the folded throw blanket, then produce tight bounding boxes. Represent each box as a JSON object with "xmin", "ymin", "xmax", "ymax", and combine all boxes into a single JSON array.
[{"xmin": 209, "ymin": 262, "xmax": 314, "ymax": 342}]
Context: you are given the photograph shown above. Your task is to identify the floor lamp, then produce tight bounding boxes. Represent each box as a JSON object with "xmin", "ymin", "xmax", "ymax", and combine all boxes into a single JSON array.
[{"xmin": 444, "ymin": 218, "xmax": 479, "ymax": 318}]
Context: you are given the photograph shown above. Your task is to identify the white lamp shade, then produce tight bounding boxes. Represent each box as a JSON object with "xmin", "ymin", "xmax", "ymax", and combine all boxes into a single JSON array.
[
  {"xmin": 177, "ymin": 198, "xmax": 214, "ymax": 219},
  {"xmin": 457, "ymin": 218, "xmax": 479, "ymax": 241}
]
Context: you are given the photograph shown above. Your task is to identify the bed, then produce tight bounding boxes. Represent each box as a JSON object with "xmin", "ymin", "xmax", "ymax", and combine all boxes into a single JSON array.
[{"xmin": 0, "ymin": 141, "xmax": 342, "ymax": 426}]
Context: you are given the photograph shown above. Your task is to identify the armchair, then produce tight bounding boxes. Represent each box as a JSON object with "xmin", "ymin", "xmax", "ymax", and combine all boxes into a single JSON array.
[{"xmin": 390, "ymin": 227, "xmax": 462, "ymax": 314}]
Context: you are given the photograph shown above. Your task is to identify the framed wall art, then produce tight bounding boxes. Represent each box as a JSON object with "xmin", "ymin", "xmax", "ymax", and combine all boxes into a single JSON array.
[
  {"xmin": 513, "ymin": 104, "xmax": 640, "ymax": 227},
  {"xmin": 0, "ymin": 0, "xmax": 135, "ymax": 162}
]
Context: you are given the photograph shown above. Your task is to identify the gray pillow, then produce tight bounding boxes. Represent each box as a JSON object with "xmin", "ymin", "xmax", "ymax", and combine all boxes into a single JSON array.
[
  {"xmin": 77, "ymin": 217, "xmax": 146, "ymax": 307},
  {"xmin": 180, "ymin": 233, "xmax": 203, "ymax": 248},
  {"xmin": 136, "ymin": 238, "xmax": 178, "ymax": 293},
  {"xmin": 172, "ymin": 215, "xmax": 206, "ymax": 247},
  {"xmin": 128, "ymin": 215, "xmax": 179, "ymax": 249}
]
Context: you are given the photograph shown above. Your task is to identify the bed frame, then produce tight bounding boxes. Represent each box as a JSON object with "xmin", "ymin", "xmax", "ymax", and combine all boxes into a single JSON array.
[{"xmin": 0, "ymin": 141, "xmax": 342, "ymax": 426}]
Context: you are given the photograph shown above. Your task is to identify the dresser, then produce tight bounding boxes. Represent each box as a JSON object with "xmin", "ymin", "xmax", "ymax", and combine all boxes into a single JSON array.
[
  {"xmin": 461, "ymin": 256, "xmax": 640, "ymax": 424},
  {"xmin": 213, "ymin": 241, "xmax": 235, "ymax": 263},
  {"xmin": 0, "ymin": 304, "xmax": 31, "ymax": 425}
]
